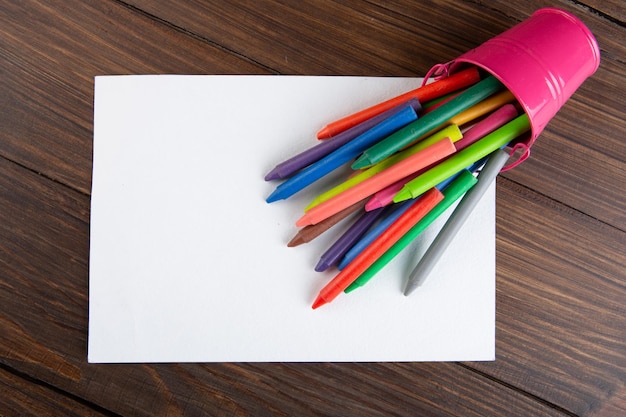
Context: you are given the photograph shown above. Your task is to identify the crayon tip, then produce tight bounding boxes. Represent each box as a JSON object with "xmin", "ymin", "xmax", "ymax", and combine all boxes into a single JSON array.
[
  {"xmin": 314, "ymin": 257, "xmax": 332, "ymax": 272},
  {"xmin": 264, "ymin": 167, "xmax": 282, "ymax": 181},
  {"xmin": 295, "ymin": 215, "xmax": 311, "ymax": 227},
  {"xmin": 316, "ymin": 126, "xmax": 333, "ymax": 139},
  {"xmin": 266, "ymin": 188, "xmax": 285, "ymax": 203},
  {"xmin": 343, "ymin": 282, "xmax": 360, "ymax": 293},
  {"xmin": 287, "ymin": 233, "xmax": 306, "ymax": 247},
  {"xmin": 403, "ymin": 284, "xmax": 418, "ymax": 296},
  {"xmin": 351, "ymin": 154, "xmax": 373, "ymax": 170},
  {"xmin": 364, "ymin": 196, "xmax": 384, "ymax": 211},
  {"xmin": 392, "ymin": 188, "xmax": 412, "ymax": 203},
  {"xmin": 312, "ymin": 295, "xmax": 327, "ymax": 309},
  {"xmin": 337, "ymin": 259, "xmax": 347, "ymax": 270},
  {"xmin": 303, "ymin": 198, "xmax": 319, "ymax": 212}
]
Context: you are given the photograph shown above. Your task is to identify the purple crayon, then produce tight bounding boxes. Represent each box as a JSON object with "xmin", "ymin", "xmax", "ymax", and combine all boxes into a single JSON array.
[
  {"xmin": 315, "ymin": 206, "xmax": 387, "ymax": 272},
  {"xmin": 264, "ymin": 98, "xmax": 421, "ymax": 181}
]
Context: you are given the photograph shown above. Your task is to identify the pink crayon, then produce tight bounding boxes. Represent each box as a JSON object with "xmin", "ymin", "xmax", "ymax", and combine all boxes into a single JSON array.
[
  {"xmin": 365, "ymin": 104, "xmax": 519, "ymax": 211},
  {"xmin": 365, "ymin": 171, "xmax": 422, "ymax": 211},
  {"xmin": 454, "ymin": 104, "xmax": 519, "ymax": 150}
]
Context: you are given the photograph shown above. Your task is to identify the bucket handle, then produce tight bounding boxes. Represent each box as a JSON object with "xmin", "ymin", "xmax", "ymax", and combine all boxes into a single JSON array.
[{"xmin": 423, "ymin": 61, "xmax": 532, "ymax": 171}]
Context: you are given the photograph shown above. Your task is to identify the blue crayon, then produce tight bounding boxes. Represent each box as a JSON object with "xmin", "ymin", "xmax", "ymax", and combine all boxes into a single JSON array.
[
  {"xmin": 338, "ymin": 200, "xmax": 412, "ymax": 270},
  {"xmin": 266, "ymin": 105, "xmax": 419, "ymax": 203},
  {"xmin": 265, "ymin": 98, "xmax": 421, "ymax": 181}
]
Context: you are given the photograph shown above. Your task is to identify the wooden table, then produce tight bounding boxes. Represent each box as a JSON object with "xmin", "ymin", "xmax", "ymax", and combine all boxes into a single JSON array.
[{"xmin": 1, "ymin": 1, "xmax": 624, "ymax": 415}]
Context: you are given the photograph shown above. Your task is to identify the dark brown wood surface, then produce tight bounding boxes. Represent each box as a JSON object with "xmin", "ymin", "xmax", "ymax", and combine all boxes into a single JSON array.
[{"xmin": 1, "ymin": 1, "xmax": 624, "ymax": 416}]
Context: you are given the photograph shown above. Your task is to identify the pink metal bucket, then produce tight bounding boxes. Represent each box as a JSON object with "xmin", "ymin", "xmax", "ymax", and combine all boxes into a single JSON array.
[{"xmin": 437, "ymin": 8, "xmax": 601, "ymax": 165}]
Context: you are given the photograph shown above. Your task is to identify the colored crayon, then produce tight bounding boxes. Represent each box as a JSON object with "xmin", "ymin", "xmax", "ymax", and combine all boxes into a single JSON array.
[
  {"xmin": 296, "ymin": 137, "xmax": 455, "ymax": 226},
  {"xmin": 448, "ymin": 90, "xmax": 515, "ymax": 126},
  {"xmin": 339, "ymin": 167, "xmax": 473, "ymax": 270},
  {"xmin": 315, "ymin": 206, "xmax": 386, "ymax": 272},
  {"xmin": 338, "ymin": 199, "xmax": 413, "ymax": 270},
  {"xmin": 264, "ymin": 99, "xmax": 421, "ymax": 181},
  {"xmin": 404, "ymin": 148, "xmax": 510, "ymax": 295},
  {"xmin": 311, "ymin": 188, "xmax": 443, "ymax": 309},
  {"xmin": 287, "ymin": 201, "xmax": 364, "ymax": 247},
  {"xmin": 364, "ymin": 104, "xmax": 518, "ymax": 211},
  {"xmin": 266, "ymin": 105, "xmax": 418, "ymax": 202},
  {"xmin": 420, "ymin": 91, "xmax": 462, "ymax": 113},
  {"xmin": 352, "ymin": 75, "xmax": 505, "ymax": 169},
  {"xmin": 454, "ymin": 104, "xmax": 519, "ymax": 150},
  {"xmin": 393, "ymin": 114, "xmax": 530, "ymax": 203},
  {"xmin": 365, "ymin": 171, "xmax": 421, "ymax": 211},
  {"xmin": 304, "ymin": 124, "xmax": 463, "ymax": 211},
  {"xmin": 345, "ymin": 169, "xmax": 477, "ymax": 293},
  {"xmin": 316, "ymin": 68, "xmax": 481, "ymax": 139}
]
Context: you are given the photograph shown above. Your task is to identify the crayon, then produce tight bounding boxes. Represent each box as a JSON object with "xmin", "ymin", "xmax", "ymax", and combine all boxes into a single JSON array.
[
  {"xmin": 316, "ymin": 67, "xmax": 481, "ymax": 139},
  {"xmin": 392, "ymin": 114, "xmax": 530, "ymax": 203},
  {"xmin": 403, "ymin": 149, "xmax": 510, "ymax": 295},
  {"xmin": 448, "ymin": 90, "xmax": 515, "ymax": 126},
  {"xmin": 345, "ymin": 169, "xmax": 477, "ymax": 293},
  {"xmin": 339, "ymin": 167, "xmax": 474, "ymax": 270},
  {"xmin": 338, "ymin": 199, "xmax": 413, "ymax": 270},
  {"xmin": 264, "ymin": 99, "xmax": 421, "ymax": 181},
  {"xmin": 365, "ymin": 172, "xmax": 420, "ymax": 211},
  {"xmin": 287, "ymin": 201, "xmax": 363, "ymax": 247},
  {"xmin": 364, "ymin": 104, "xmax": 518, "ymax": 211},
  {"xmin": 296, "ymin": 137, "xmax": 455, "ymax": 226},
  {"xmin": 266, "ymin": 105, "xmax": 418, "ymax": 202},
  {"xmin": 304, "ymin": 124, "xmax": 463, "ymax": 211},
  {"xmin": 454, "ymin": 104, "xmax": 519, "ymax": 150},
  {"xmin": 352, "ymin": 75, "xmax": 505, "ymax": 169},
  {"xmin": 311, "ymin": 188, "xmax": 443, "ymax": 309},
  {"xmin": 315, "ymin": 206, "xmax": 386, "ymax": 272}
]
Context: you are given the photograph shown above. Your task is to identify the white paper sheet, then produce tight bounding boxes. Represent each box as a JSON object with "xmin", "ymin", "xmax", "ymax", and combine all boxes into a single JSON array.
[{"xmin": 89, "ymin": 75, "xmax": 495, "ymax": 363}]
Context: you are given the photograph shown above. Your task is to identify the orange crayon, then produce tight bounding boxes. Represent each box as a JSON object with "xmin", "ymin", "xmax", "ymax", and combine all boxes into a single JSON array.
[
  {"xmin": 311, "ymin": 188, "xmax": 443, "ymax": 309},
  {"xmin": 448, "ymin": 90, "xmax": 515, "ymax": 126},
  {"xmin": 316, "ymin": 68, "xmax": 481, "ymax": 139}
]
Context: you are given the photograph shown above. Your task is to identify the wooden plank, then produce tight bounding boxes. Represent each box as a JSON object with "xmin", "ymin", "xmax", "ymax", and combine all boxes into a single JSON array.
[
  {"xmin": 502, "ymin": 58, "xmax": 626, "ymax": 229},
  {"xmin": 87, "ymin": 0, "xmax": 626, "ymax": 229},
  {"xmin": 0, "ymin": 0, "xmax": 624, "ymax": 415},
  {"xmin": 0, "ymin": 0, "xmax": 268, "ymax": 195},
  {"xmin": 126, "ymin": 1, "xmax": 624, "ymax": 78},
  {"xmin": 467, "ymin": 177, "xmax": 626, "ymax": 416},
  {"xmin": 0, "ymin": 146, "xmax": 570, "ymax": 416},
  {"xmin": 125, "ymin": 0, "xmax": 511, "ymax": 75},
  {"xmin": 0, "ymin": 366, "xmax": 111, "ymax": 417}
]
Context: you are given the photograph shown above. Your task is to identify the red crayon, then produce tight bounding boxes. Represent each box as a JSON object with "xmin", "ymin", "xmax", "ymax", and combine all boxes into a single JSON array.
[
  {"xmin": 316, "ymin": 67, "xmax": 480, "ymax": 139},
  {"xmin": 311, "ymin": 188, "xmax": 443, "ymax": 309}
]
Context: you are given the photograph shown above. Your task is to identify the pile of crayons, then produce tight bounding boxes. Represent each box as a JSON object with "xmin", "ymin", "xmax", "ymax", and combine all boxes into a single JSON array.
[{"xmin": 265, "ymin": 66, "xmax": 531, "ymax": 309}]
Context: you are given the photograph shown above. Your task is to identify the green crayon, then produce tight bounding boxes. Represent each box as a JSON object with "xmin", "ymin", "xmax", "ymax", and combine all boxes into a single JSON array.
[
  {"xmin": 352, "ymin": 75, "xmax": 505, "ymax": 169},
  {"xmin": 393, "ymin": 114, "xmax": 530, "ymax": 203},
  {"xmin": 345, "ymin": 169, "xmax": 477, "ymax": 293}
]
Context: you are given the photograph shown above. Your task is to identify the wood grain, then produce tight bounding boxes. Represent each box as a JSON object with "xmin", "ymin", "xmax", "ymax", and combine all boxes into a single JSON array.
[
  {"xmin": 1, "ymin": 0, "xmax": 625, "ymax": 415},
  {"xmin": 0, "ymin": 0, "xmax": 268, "ymax": 194},
  {"xmin": 472, "ymin": 178, "xmax": 626, "ymax": 415},
  {"xmin": 0, "ymin": 366, "xmax": 112, "ymax": 417}
]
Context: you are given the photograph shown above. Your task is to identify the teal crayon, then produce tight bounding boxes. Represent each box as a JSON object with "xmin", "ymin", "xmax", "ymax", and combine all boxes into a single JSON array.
[{"xmin": 352, "ymin": 75, "xmax": 504, "ymax": 169}]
